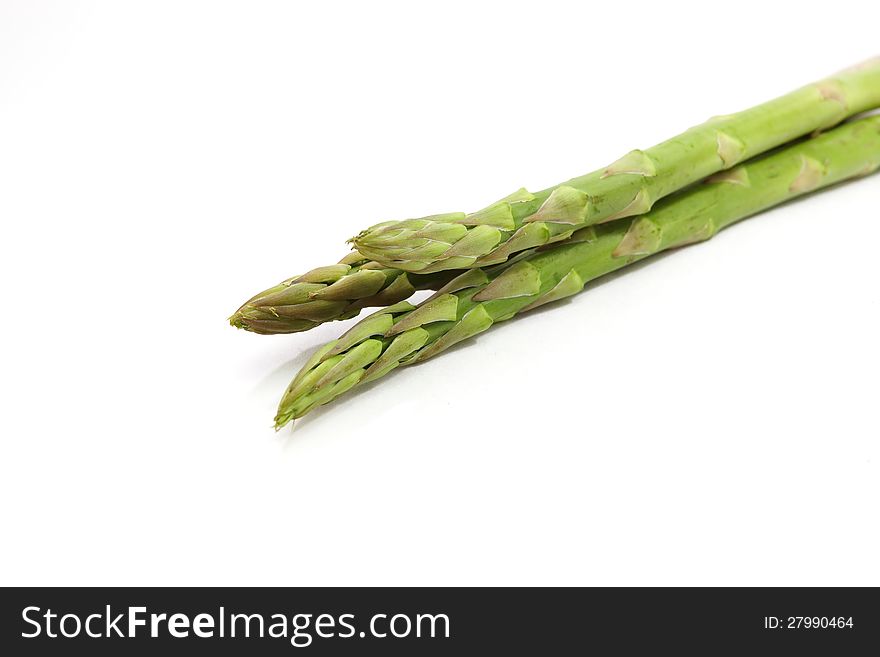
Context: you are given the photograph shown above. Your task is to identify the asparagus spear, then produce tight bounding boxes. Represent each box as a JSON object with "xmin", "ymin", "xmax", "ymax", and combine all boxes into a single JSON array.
[
  {"xmin": 351, "ymin": 58, "xmax": 880, "ymax": 274},
  {"xmin": 230, "ymin": 251, "xmax": 456, "ymax": 334},
  {"xmin": 276, "ymin": 115, "xmax": 880, "ymax": 427}
]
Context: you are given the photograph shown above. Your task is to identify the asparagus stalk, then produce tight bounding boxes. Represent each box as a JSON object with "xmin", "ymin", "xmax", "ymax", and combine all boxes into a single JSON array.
[
  {"xmin": 351, "ymin": 58, "xmax": 880, "ymax": 274},
  {"xmin": 276, "ymin": 115, "xmax": 880, "ymax": 427},
  {"xmin": 230, "ymin": 251, "xmax": 456, "ymax": 334}
]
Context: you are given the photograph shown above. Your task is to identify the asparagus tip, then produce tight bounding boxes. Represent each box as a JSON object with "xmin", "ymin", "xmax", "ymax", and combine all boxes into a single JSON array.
[
  {"xmin": 274, "ymin": 411, "xmax": 295, "ymax": 431},
  {"xmin": 229, "ymin": 312, "xmax": 246, "ymax": 329}
]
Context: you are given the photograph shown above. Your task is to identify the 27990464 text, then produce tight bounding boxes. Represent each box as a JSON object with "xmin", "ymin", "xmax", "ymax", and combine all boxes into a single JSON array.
[{"xmin": 764, "ymin": 617, "xmax": 853, "ymax": 630}]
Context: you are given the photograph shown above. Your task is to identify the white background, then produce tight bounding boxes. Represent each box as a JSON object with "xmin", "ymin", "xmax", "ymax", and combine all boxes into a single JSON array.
[{"xmin": 1, "ymin": 0, "xmax": 878, "ymax": 586}]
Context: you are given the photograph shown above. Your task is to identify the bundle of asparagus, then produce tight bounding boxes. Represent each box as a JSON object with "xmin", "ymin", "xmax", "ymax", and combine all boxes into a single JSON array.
[{"xmin": 230, "ymin": 59, "xmax": 880, "ymax": 428}]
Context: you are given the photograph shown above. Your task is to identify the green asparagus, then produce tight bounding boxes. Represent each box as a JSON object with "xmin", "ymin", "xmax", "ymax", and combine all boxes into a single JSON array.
[
  {"xmin": 276, "ymin": 115, "xmax": 880, "ymax": 427},
  {"xmin": 351, "ymin": 58, "xmax": 880, "ymax": 274},
  {"xmin": 230, "ymin": 251, "xmax": 456, "ymax": 334}
]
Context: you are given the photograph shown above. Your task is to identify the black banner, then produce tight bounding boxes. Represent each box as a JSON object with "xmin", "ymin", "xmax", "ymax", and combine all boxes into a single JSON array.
[{"xmin": 1, "ymin": 587, "xmax": 877, "ymax": 654}]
